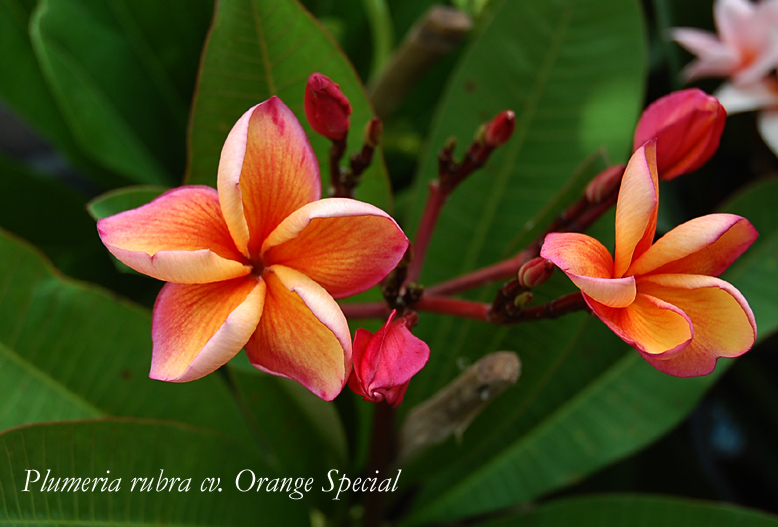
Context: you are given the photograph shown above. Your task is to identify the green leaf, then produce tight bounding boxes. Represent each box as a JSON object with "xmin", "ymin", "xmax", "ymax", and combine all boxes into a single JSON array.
[
  {"xmin": 228, "ymin": 367, "xmax": 348, "ymax": 506},
  {"xmin": 0, "ymin": 229, "xmax": 250, "ymax": 441},
  {"xmin": 186, "ymin": 0, "xmax": 392, "ymax": 210},
  {"xmin": 0, "ymin": 420, "xmax": 310, "ymax": 526},
  {"xmin": 30, "ymin": 0, "xmax": 213, "ymax": 185},
  {"xmin": 720, "ymin": 178, "xmax": 778, "ymax": 340},
  {"xmin": 401, "ymin": 316, "xmax": 725, "ymax": 525},
  {"xmin": 87, "ymin": 185, "xmax": 169, "ymax": 221},
  {"xmin": 0, "ymin": 0, "xmax": 117, "ymax": 186},
  {"xmin": 473, "ymin": 494, "xmax": 778, "ymax": 527}
]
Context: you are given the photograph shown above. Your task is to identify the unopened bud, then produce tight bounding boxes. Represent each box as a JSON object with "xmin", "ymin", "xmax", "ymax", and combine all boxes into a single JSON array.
[
  {"xmin": 304, "ymin": 73, "xmax": 352, "ymax": 141},
  {"xmin": 364, "ymin": 117, "xmax": 383, "ymax": 148},
  {"xmin": 484, "ymin": 110, "xmax": 515, "ymax": 147},
  {"xmin": 517, "ymin": 257, "xmax": 555, "ymax": 289},
  {"xmin": 633, "ymin": 88, "xmax": 725, "ymax": 180},
  {"xmin": 514, "ymin": 291, "xmax": 533, "ymax": 309},
  {"xmin": 584, "ymin": 165, "xmax": 625, "ymax": 204}
]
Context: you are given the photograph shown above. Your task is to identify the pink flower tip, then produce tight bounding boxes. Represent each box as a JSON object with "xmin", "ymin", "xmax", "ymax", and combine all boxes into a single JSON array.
[
  {"xmin": 347, "ymin": 310, "xmax": 430, "ymax": 407},
  {"xmin": 304, "ymin": 73, "xmax": 352, "ymax": 141},
  {"xmin": 484, "ymin": 110, "xmax": 516, "ymax": 148},
  {"xmin": 633, "ymin": 88, "xmax": 726, "ymax": 180}
]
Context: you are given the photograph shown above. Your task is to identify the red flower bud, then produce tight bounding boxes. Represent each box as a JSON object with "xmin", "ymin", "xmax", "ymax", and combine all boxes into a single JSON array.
[
  {"xmin": 484, "ymin": 110, "xmax": 516, "ymax": 147},
  {"xmin": 304, "ymin": 73, "xmax": 352, "ymax": 141},
  {"xmin": 584, "ymin": 164, "xmax": 625, "ymax": 204},
  {"xmin": 633, "ymin": 88, "xmax": 726, "ymax": 180},
  {"xmin": 347, "ymin": 310, "xmax": 430, "ymax": 407},
  {"xmin": 517, "ymin": 257, "xmax": 555, "ymax": 289}
]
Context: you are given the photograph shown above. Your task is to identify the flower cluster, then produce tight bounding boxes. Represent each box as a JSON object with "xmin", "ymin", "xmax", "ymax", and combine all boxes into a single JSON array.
[{"xmin": 672, "ymin": 0, "xmax": 778, "ymax": 153}]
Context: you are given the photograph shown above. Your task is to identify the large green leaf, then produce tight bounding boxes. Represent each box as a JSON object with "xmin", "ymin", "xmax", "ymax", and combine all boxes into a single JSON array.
[
  {"xmin": 0, "ymin": 229, "xmax": 249, "ymax": 441},
  {"xmin": 0, "ymin": 0, "xmax": 116, "ymax": 185},
  {"xmin": 227, "ymin": 366, "xmax": 347, "ymax": 510},
  {"xmin": 0, "ymin": 420, "xmax": 309, "ymax": 526},
  {"xmin": 474, "ymin": 494, "xmax": 778, "ymax": 526},
  {"xmin": 186, "ymin": 0, "xmax": 391, "ymax": 210},
  {"xmin": 30, "ymin": 0, "xmax": 213, "ymax": 185}
]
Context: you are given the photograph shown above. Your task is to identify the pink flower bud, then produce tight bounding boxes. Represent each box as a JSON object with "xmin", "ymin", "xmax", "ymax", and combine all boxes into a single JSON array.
[
  {"xmin": 633, "ymin": 88, "xmax": 726, "ymax": 180},
  {"xmin": 347, "ymin": 310, "xmax": 430, "ymax": 407},
  {"xmin": 304, "ymin": 73, "xmax": 352, "ymax": 141},
  {"xmin": 484, "ymin": 110, "xmax": 516, "ymax": 147},
  {"xmin": 517, "ymin": 257, "xmax": 555, "ymax": 289},
  {"xmin": 584, "ymin": 164, "xmax": 625, "ymax": 204}
]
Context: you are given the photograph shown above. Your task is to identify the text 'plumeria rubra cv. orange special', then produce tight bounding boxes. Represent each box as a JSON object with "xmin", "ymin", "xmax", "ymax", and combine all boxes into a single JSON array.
[
  {"xmin": 541, "ymin": 141, "xmax": 757, "ymax": 376},
  {"xmin": 97, "ymin": 96, "xmax": 408, "ymax": 400}
]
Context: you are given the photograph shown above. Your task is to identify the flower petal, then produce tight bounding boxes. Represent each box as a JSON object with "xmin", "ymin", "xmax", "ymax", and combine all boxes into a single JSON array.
[
  {"xmin": 245, "ymin": 265, "xmax": 351, "ymax": 401},
  {"xmin": 261, "ymin": 198, "xmax": 409, "ymax": 298},
  {"xmin": 150, "ymin": 277, "xmax": 265, "ymax": 382},
  {"xmin": 613, "ymin": 142, "xmax": 659, "ymax": 277},
  {"xmin": 97, "ymin": 186, "xmax": 250, "ymax": 283},
  {"xmin": 671, "ymin": 28, "xmax": 739, "ymax": 81},
  {"xmin": 217, "ymin": 97, "xmax": 320, "ymax": 258},
  {"xmin": 758, "ymin": 109, "xmax": 778, "ymax": 157},
  {"xmin": 586, "ymin": 293, "xmax": 693, "ymax": 356},
  {"xmin": 628, "ymin": 214, "xmax": 757, "ymax": 277},
  {"xmin": 541, "ymin": 232, "xmax": 635, "ymax": 307},
  {"xmin": 636, "ymin": 274, "xmax": 756, "ymax": 376},
  {"xmin": 715, "ymin": 80, "xmax": 778, "ymax": 114},
  {"xmin": 541, "ymin": 232, "xmax": 614, "ymax": 278}
]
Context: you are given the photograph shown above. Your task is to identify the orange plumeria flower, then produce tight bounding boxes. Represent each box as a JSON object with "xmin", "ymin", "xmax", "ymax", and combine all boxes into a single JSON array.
[
  {"xmin": 98, "ymin": 97, "xmax": 409, "ymax": 400},
  {"xmin": 541, "ymin": 141, "xmax": 757, "ymax": 376}
]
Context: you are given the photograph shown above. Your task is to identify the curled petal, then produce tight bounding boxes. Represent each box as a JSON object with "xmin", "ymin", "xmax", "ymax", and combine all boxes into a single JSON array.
[
  {"xmin": 629, "ymin": 214, "xmax": 757, "ymax": 277},
  {"xmin": 541, "ymin": 232, "xmax": 614, "ymax": 278},
  {"xmin": 613, "ymin": 142, "xmax": 659, "ymax": 277},
  {"xmin": 542, "ymin": 233, "xmax": 634, "ymax": 307},
  {"xmin": 150, "ymin": 277, "xmax": 265, "ymax": 382},
  {"xmin": 97, "ymin": 186, "xmax": 250, "ymax": 283},
  {"xmin": 217, "ymin": 97, "xmax": 320, "ymax": 258},
  {"xmin": 586, "ymin": 293, "xmax": 693, "ymax": 356},
  {"xmin": 245, "ymin": 265, "xmax": 351, "ymax": 401},
  {"xmin": 262, "ymin": 198, "xmax": 409, "ymax": 298},
  {"xmin": 636, "ymin": 274, "xmax": 756, "ymax": 376}
]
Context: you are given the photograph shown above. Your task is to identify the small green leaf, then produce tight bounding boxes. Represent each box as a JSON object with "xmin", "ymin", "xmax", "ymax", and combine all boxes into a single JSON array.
[{"xmin": 87, "ymin": 185, "xmax": 169, "ymax": 221}]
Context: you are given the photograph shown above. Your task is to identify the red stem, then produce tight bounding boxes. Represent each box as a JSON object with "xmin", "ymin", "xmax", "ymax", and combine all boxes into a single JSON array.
[
  {"xmin": 413, "ymin": 295, "xmax": 491, "ymax": 321},
  {"xmin": 406, "ymin": 181, "xmax": 447, "ymax": 284},
  {"xmin": 339, "ymin": 301, "xmax": 390, "ymax": 320},
  {"xmin": 426, "ymin": 246, "xmax": 537, "ymax": 296}
]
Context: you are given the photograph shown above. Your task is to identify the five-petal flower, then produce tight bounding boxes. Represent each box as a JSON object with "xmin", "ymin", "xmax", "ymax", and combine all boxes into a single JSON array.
[
  {"xmin": 98, "ymin": 96, "xmax": 409, "ymax": 400},
  {"xmin": 541, "ymin": 141, "xmax": 758, "ymax": 376}
]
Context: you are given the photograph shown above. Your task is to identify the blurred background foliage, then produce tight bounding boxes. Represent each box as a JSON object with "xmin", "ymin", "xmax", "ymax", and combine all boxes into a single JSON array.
[{"xmin": 0, "ymin": 0, "xmax": 777, "ymax": 525}]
